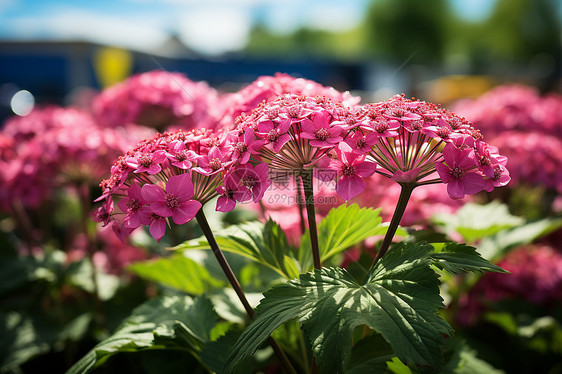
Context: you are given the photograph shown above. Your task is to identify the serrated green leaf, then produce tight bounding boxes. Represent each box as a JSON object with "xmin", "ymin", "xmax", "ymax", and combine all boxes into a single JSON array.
[
  {"xmin": 429, "ymin": 243, "xmax": 507, "ymax": 275},
  {"xmin": 432, "ymin": 201, "xmax": 524, "ymax": 243},
  {"xmin": 299, "ymin": 204, "xmax": 400, "ymax": 271},
  {"xmin": 172, "ymin": 220, "xmax": 299, "ymax": 279},
  {"xmin": 66, "ymin": 295, "xmax": 218, "ymax": 374},
  {"xmin": 225, "ymin": 242, "xmax": 453, "ymax": 374},
  {"xmin": 127, "ymin": 254, "xmax": 224, "ymax": 295}
]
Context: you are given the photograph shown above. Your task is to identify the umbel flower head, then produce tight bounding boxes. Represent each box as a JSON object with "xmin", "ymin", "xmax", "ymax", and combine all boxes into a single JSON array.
[
  {"xmin": 349, "ymin": 94, "xmax": 510, "ymax": 199},
  {"xmin": 219, "ymin": 73, "xmax": 361, "ymax": 129},
  {"xmin": 233, "ymin": 93, "xmax": 360, "ymax": 176},
  {"xmin": 94, "ymin": 128, "xmax": 271, "ymax": 241},
  {"xmin": 93, "ymin": 70, "xmax": 221, "ymax": 131}
]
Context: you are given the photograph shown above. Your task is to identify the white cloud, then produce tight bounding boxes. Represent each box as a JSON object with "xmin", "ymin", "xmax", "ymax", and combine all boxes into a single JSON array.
[
  {"xmin": 177, "ymin": 6, "xmax": 252, "ymax": 55},
  {"xmin": 8, "ymin": 9, "xmax": 170, "ymax": 52}
]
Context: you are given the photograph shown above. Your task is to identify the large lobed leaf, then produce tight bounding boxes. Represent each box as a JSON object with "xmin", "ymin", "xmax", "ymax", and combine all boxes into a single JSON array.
[
  {"xmin": 225, "ymin": 242, "xmax": 454, "ymax": 374},
  {"xmin": 66, "ymin": 295, "xmax": 218, "ymax": 374}
]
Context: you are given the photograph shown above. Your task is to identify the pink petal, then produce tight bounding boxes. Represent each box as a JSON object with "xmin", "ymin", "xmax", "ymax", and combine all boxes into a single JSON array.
[
  {"xmin": 166, "ymin": 173, "xmax": 194, "ymax": 200},
  {"xmin": 257, "ymin": 121, "xmax": 274, "ymax": 133},
  {"xmin": 301, "ymin": 118, "xmax": 316, "ymax": 133},
  {"xmin": 149, "ymin": 218, "xmax": 166, "ymax": 241},
  {"xmin": 141, "ymin": 184, "xmax": 166, "ymax": 203},
  {"xmin": 355, "ymin": 161, "xmax": 377, "ymax": 178},
  {"xmin": 446, "ymin": 180, "xmax": 465, "ymax": 199},
  {"xmin": 336, "ymin": 175, "xmax": 366, "ymax": 201},
  {"xmin": 435, "ymin": 162, "xmax": 452, "ymax": 183},
  {"xmin": 216, "ymin": 196, "xmax": 236, "ymax": 212},
  {"xmin": 462, "ymin": 172, "xmax": 485, "ymax": 195},
  {"xmin": 150, "ymin": 201, "xmax": 173, "ymax": 217},
  {"xmin": 172, "ymin": 200, "xmax": 202, "ymax": 225}
]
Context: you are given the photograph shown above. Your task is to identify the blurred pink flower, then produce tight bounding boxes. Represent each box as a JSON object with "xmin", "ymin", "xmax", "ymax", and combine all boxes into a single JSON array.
[{"xmin": 93, "ymin": 70, "xmax": 221, "ymax": 131}]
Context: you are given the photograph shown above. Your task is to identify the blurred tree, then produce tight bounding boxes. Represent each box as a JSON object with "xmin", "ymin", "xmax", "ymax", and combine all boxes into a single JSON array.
[{"xmin": 363, "ymin": 0, "xmax": 451, "ymax": 64}]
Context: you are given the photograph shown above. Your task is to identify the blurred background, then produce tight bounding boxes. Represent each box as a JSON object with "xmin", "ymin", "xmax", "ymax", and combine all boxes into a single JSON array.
[{"xmin": 0, "ymin": 0, "xmax": 560, "ymax": 123}]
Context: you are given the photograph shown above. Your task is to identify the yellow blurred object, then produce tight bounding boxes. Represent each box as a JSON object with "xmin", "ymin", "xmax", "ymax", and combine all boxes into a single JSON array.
[
  {"xmin": 426, "ymin": 75, "xmax": 495, "ymax": 105},
  {"xmin": 93, "ymin": 47, "xmax": 133, "ymax": 88}
]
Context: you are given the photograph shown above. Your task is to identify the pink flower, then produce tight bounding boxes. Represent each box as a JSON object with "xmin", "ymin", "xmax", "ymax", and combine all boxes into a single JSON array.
[
  {"xmin": 436, "ymin": 143, "xmax": 485, "ymax": 199},
  {"xmin": 301, "ymin": 111, "xmax": 343, "ymax": 148},
  {"xmin": 216, "ymin": 173, "xmax": 251, "ymax": 212},
  {"xmin": 231, "ymin": 128, "xmax": 260, "ymax": 164},
  {"xmin": 256, "ymin": 120, "xmax": 291, "ymax": 153},
  {"xmin": 344, "ymin": 131, "xmax": 378, "ymax": 154},
  {"xmin": 329, "ymin": 143, "xmax": 377, "ymax": 200},
  {"xmin": 194, "ymin": 146, "xmax": 231, "ymax": 175},
  {"xmin": 141, "ymin": 173, "xmax": 202, "ymax": 225},
  {"xmin": 117, "ymin": 183, "xmax": 151, "ymax": 229},
  {"xmin": 165, "ymin": 141, "xmax": 197, "ymax": 169},
  {"xmin": 228, "ymin": 163, "xmax": 272, "ymax": 203},
  {"xmin": 126, "ymin": 150, "xmax": 167, "ymax": 174},
  {"xmin": 141, "ymin": 212, "xmax": 167, "ymax": 242}
]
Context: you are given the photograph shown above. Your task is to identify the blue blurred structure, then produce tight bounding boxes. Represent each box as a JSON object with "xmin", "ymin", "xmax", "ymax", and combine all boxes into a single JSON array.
[{"xmin": 0, "ymin": 39, "xmax": 365, "ymax": 124}]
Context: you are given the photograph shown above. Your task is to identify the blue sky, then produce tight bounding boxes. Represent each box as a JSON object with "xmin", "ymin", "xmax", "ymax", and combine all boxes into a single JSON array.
[{"xmin": 0, "ymin": 0, "xmax": 497, "ymax": 55}]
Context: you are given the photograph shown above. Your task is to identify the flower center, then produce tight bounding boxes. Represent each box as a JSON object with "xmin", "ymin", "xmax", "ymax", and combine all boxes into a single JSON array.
[
  {"xmin": 235, "ymin": 142, "xmax": 247, "ymax": 153},
  {"xmin": 342, "ymin": 164, "xmax": 355, "ymax": 176},
  {"xmin": 451, "ymin": 167, "xmax": 465, "ymax": 179},
  {"xmin": 175, "ymin": 150, "xmax": 189, "ymax": 162},
  {"xmin": 127, "ymin": 198, "xmax": 141, "ymax": 211},
  {"xmin": 165, "ymin": 194, "xmax": 181, "ymax": 209},
  {"xmin": 287, "ymin": 106, "xmax": 300, "ymax": 118},
  {"xmin": 243, "ymin": 176, "xmax": 257, "ymax": 189},
  {"xmin": 210, "ymin": 158, "xmax": 222, "ymax": 171},
  {"xmin": 437, "ymin": 126, "xmax": 451, "ymax": 139},
  {"xmin": 493, "ymin": 166, "xmax": 502, "ymax": 180},
  {"xmin": 410, "ymin": 120, "xmax": 423, "ymax": 130},
  {"xmin": 315, "ymin": 128, "xmax": 330, "ymax": 141},
  {"xmin": 374, "ymin": 121, "xmax": 389, "ymax": 133},
  {"xmin": 267, "ymin": 129, "xmax": 279, "ymax": 142},
  {"xmin": 267, "ymin": 108, "xmax": 279, "ymax": 120},
  {"xmin": 139, "ymin": 155, "xmax": 152, "ymax": 168},
  {"xmin": 356, "ymin": 138, "xmax": 366, "ymax": 148},
  {"xmin": 479, "ymin": 154, "xmax": 491, "ymax": 166}
]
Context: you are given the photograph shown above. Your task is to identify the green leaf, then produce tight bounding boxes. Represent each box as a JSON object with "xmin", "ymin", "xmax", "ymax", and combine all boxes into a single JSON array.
[
  {"xmin": 299, "ymin": 204, "xmax": 401, "ymax": 271},
  {"xmin": 346, "ymin": 334, "xmax": 395, "ymax": 374},
  {"xmin": 429, "ymin": 243, "xmax": 507, "ymax": 275},
  {"xmin": 478, "ymin": 218, "xmax": 562, "ymax": 260},
  {"xmin": 173, "ymin": 220, "xmax": 299, "ymax": 279},
  {"xmin": 225, "ymin": 242, "xmax": 452, "ymax": 373},
  {"xmin": 432, "ymin": 201, "xmax": 524, "ymax": 243},
  {"xmin": 127, "ymin": 254, "xmax": 224, "ymax": 295},
  {"xmin": 66, "ymin": 295, "xmax": 218, "ymax": 374},
  {"xmin": 439, "ymin": 338, "xmax": 504, "ymax": 374}
]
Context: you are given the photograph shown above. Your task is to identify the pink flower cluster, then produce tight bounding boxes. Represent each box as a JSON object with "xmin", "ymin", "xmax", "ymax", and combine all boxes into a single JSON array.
[
  {"xmin": 0, "ymin": 106, "xmax": 153, "ymax": 210},
  {"xmin": 94, "ymin": 128, "xmax": 272, "ymax": 241},
  {"xmin": 352, "ymin": 95, "xmax": 510, "ymax": 199},
  {"xmin": 93, "ymin": 71, "xmax": 221, "ymax": 131},
  {"xmin": 453, "ymin": 85, "xmax": 562, "ymax": 192},
  {"xmin": 457, "ymin": 244, "xmax": 562, "ymax": 326},
  {"xmin": 453, "ymin": 85, "xmax": 562, "ymax": 137},
  {"xmin": 219, "ymin": 73, "xmax": 360, "ymax": 129}
]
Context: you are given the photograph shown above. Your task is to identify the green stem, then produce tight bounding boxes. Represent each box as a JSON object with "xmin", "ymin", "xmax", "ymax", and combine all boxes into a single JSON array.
[
  {"xmin": 301, "ymin": 170, "xmax": 321, "ymax": 270},
  {"xmin": 195, "ymin": 209, "xmax": 297, "ymax": 374},
  {"xmin": 368, "ymin": 184, "xmax": 415, "ymax": 270},
  {"xmin": 196, "ymin": 209, "xmax": 254, "ymax": 317}
]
